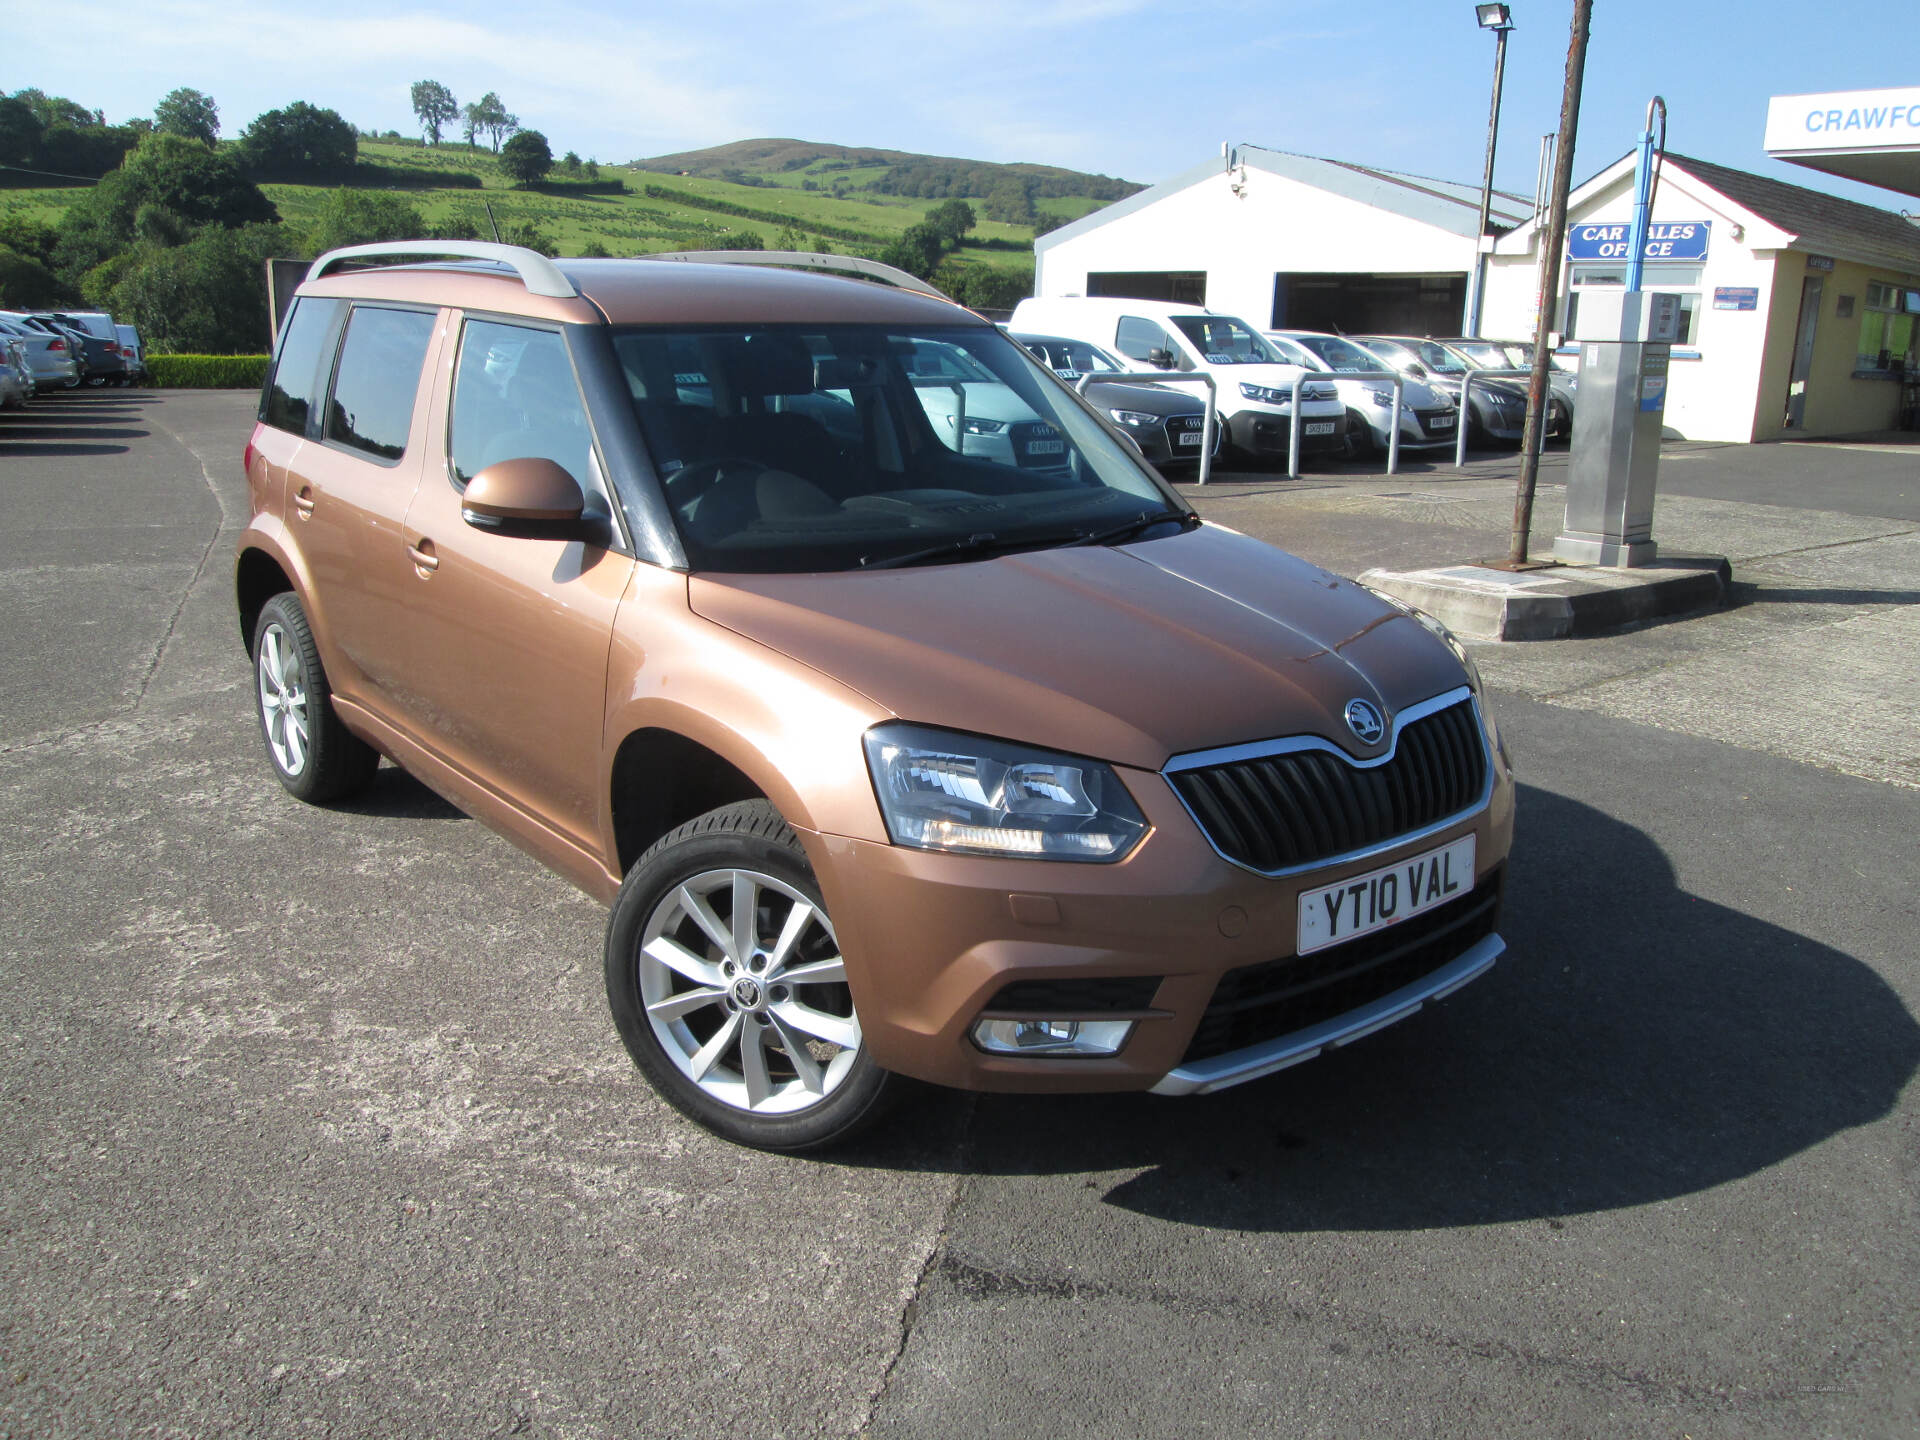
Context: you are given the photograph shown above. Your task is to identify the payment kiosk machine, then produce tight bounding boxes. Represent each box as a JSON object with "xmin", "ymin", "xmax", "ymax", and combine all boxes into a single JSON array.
[{"xmin": 1553, "ymin": 290, "xmax": 1683, "ymax": 567}]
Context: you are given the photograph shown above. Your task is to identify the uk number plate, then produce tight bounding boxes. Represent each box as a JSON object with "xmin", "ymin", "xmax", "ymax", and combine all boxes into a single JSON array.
[
  {"xmin": 1296, "ymin": 835, "xmax": 1475, "ymax": 955},
  {"xmin": 1026, "ymin": 439, "xmax": 1065, "ymax": 455},
  {"xmin": 1429, "ymin": 414, "xmax": 1455, "ymax": 430},
  {"xmin": 1178, "ymin": 429, "xmax": 1204, "ymax": 446},
  {"xmin": 1305, "ymin": 422, "xmax": 1337, "ymax": 436}
]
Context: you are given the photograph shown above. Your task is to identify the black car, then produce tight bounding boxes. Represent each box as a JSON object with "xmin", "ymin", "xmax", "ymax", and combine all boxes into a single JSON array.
[{"xmin": 1009, "ymin": 332, "xmax": 1222, "ymax": 468}]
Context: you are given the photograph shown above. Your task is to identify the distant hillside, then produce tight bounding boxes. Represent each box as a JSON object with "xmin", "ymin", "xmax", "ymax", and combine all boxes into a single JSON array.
[{"xmin": 632, "ymin": 137, "xmax": 1142, "ymax": 222}]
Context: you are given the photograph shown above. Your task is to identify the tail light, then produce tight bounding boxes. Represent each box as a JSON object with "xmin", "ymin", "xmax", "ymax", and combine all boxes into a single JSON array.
[
  {"xmin": 47, "ymin": 339, "xmax": 65, "ymax": 352},
  {"xmin": 105, "ymin": 343, "xmax": 120, "ymax": 354}
]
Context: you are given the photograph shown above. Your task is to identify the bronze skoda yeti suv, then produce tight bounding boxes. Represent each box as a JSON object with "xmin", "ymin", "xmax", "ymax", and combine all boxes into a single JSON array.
[{"xmin": 236, "ymin": 242, "xmax": 1516, "ymax": 1150}]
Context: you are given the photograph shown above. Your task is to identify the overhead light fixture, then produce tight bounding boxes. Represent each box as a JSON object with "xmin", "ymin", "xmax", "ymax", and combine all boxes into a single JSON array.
[{"xmin": 1476, "ymin": 3, "xmax": 1513, "ymax": 28}]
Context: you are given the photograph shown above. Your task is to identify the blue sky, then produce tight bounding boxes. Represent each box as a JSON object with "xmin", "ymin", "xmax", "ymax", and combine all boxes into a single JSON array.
[{"xmin": 8, "ymin": 0, "xmax": 1913, "ymax": 210}]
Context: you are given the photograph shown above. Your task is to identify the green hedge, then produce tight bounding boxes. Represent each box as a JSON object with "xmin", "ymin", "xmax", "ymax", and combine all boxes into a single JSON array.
[{"xmin": 146, "ymin": 354, "xmax": 271, "ymax": 389}]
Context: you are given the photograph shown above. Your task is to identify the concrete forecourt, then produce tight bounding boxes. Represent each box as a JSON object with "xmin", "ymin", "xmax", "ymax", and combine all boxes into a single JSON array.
[{"xmin": 2, "ymin": 389, "xmax": 1916, "ymax": 1438}]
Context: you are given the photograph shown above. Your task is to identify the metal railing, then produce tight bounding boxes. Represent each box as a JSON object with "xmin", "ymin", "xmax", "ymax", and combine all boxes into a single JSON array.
[
  {"xmin": 1309, "ymin": 369, "xmax": 1410, "ymax": 478},
  {"xmin": 1453, "ymin": 368, "xmax": 1548, "ymax": 468},
  {"xmin": 1076, "ymin": 371, "xmax": 1220, "ymax": 486}
]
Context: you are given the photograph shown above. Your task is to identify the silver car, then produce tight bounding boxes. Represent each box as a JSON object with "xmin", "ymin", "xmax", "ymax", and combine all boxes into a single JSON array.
[
  {"xmin": 0, "ymin": 313, "xmax": 81, "ymax": 391},
  {"xmin": 1264, "ymin": 330, "xmax": 1459, "ymax": 455}
]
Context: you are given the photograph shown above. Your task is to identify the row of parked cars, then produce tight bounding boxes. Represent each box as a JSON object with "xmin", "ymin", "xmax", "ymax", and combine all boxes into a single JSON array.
[
  {"xmin": 0, "ymin": 309, "xmax": 147, "ymax": 407},
  {"xmin": 996, "ymin": 296, "xmax": 1575, "ymax": 470}
]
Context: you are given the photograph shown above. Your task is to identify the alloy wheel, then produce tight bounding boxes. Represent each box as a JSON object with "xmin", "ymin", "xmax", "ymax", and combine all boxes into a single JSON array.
[
  {"xmin": 256, "ymin": 622, "xmax": 310, "ymax": 777},
  {"xmin": 638, "ymin": 868, "xmax": 860, "ymax": 1115}
]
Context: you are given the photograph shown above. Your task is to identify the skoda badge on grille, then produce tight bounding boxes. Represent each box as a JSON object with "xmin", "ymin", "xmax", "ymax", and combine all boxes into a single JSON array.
[{"xmin": 1344, "ymin": 699, "xmax": 1386, "ymax": 744}]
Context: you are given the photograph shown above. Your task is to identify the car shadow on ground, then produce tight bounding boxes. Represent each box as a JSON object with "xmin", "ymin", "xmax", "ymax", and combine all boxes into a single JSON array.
[
  {"xmin": 848, "ymin": 784, "xmax": 1919, "ymax": 1230},
  {"xmin": 332, "ymin": 763, "xmax": 468, "ymax": 821},
  {"xmin": 1, "ymin": 390, "xmax": 157, "ymax": 457},
  {"xmin": 1733, "ymin": 581, "xmax": 1920, "ymax": 608}
]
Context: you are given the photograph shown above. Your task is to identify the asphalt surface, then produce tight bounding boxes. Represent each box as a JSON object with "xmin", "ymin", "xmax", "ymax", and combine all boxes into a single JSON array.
[{"xmin": 3, "ymin": 391, "xmax": 1916, "ymax": 1439}]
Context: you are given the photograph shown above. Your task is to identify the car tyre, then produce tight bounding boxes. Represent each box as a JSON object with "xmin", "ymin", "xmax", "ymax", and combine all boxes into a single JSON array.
[
  {"xmin": 1341, "ymin": 407, "xmax": 1376, "ymax": 462},
  {"xmin": 251, "ymin": 592, "xmax": 379, "ymax": 803},
  {"xmin": 604, "ymin": 800, "xmax": 899, "ymax": 1151}
]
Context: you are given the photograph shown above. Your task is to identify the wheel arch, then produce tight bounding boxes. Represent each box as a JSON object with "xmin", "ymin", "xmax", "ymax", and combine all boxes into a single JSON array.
[{"xmin": 608, "ymin": 726, "xmax": 777, "ymax": 877}]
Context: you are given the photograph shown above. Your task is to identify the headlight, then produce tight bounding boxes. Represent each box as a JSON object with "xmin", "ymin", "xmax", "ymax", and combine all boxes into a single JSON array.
[
  {"xmin": 960, "ymin": 416, "xmax": 1007, "ymax": 435},
  {"xmin": 1238, "ymin": 382, "xmax": 1289, "ymax": 406},
  {"xmin": 863, "ymin": 724, "xmax": 1148, "ymax": 862},
  {"xmin": 1108, "ymin": 409, "xmax": 1157, "ymax": 427}
]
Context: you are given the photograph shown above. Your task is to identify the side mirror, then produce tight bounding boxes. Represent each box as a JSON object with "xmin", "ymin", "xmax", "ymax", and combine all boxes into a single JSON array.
[
  {"xmin": 461, "ymin": 457, "xmax": 586, "ymax": 538},
  {"xmin": 1147, "ymin": 348, "xmax": 1176, "ymax": 370}
]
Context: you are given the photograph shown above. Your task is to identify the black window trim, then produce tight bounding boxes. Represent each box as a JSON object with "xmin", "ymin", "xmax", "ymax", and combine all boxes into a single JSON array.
[
  {"xmin": 316, "ymin": 299, "xmax": 443, "ymax": 468},
  {"xmin": 444, "ymin": 308, "xmax": 637, "ymax": 559},
  {"xmin": 258, "ymin": 294, "xmax": 349, "ymax": 439}
]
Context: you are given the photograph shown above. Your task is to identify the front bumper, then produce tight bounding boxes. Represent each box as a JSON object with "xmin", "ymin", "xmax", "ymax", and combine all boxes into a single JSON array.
[
  {"xmin": 1228, "ymin": 409, "xmax": 1348, "ymax": 457},
  {"xmin": 807, "ymin": 707, "xmax": 1515, "ymax": 1094}
]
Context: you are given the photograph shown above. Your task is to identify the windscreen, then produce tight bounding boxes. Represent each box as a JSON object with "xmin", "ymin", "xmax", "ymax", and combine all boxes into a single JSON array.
[
  {"xmin": 1013, "ymin": 336, "xmax": 1127, "ymax": 378},
  {"xmin": 1406, "ymin": 340, "xmax": 1472, "ymax": 374},
  {"xmin": 613, "ymin": 324, "xmax": 1180, "ymax": 574},
  {"xmin": 1169, "ymin": 315, "xmax": 1282, "ymax": 365},
  {"xmin": 1294, "ymin": 334, "xmax": 1380, "ymax": 373},
  {"xmin": 1449, "ymin": 340, "xmax": 1517, "ymax": 369}
]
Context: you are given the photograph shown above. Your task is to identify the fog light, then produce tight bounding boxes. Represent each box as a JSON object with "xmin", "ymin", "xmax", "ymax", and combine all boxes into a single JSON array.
[{"xmin": 971, "ymin": 1017, "xmax": 1134, "ymax": 1056}]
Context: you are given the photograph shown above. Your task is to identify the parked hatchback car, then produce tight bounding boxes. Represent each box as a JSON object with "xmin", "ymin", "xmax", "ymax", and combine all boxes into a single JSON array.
[
  {"xmin": 1009, "ymin": 332, "xmax": 1221, "ymax": 468},
  {"xmin": 238, "ymin": 242, "xmax": 1514, "ymax": 1150},
  {"xmin": 0, "ymin": 313, "xmax": 81, "ymax": 390},
  {"xmin": 1263, "ymin": 330, "xmax": 1458, "ymax": 457},
  {"xmin": 1352, "ymin": 336, "xmax": 1568, "ymax": 445}
]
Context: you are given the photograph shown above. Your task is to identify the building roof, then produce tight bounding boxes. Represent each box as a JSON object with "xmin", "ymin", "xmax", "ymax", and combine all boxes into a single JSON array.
[
  {"xmin": 1662, "ymin": 152, "xmax": 1920, "ymax": 272},
  {"xmin": 1035, "ymin": 146, "xmax": 1533, "ymax": 254},
  {"xmin": 1497, "ymin": 151, "xmax": 1920, "ymax": 276}
]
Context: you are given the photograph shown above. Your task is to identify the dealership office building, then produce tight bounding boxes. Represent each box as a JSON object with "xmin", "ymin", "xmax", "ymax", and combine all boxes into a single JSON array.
[{"xmin": 1035, "ymin": 88, "xmax": 1920, "ymax": 443}]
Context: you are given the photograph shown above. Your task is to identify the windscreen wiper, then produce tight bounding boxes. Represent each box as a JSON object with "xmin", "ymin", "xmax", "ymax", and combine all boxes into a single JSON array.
[
  {"xmin": 857, "ymin": 532, "xmax": 1008, "ymax": 570},
  {"xmin": 1066, "ymin": 509, "xmax": 1199, "ymax": 548}
]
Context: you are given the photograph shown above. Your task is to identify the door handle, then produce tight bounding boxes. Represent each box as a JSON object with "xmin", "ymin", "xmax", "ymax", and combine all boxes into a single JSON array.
[
  {"xmin": 292, "ymin": 486, "xmax": 315, "ymax": 519},
  {"xmin": 407, "ymin": 537, "xmax": 440, "ymax": 575}
]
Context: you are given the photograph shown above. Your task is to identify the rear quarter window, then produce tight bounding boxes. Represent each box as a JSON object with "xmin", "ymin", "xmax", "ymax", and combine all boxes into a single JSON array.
[{"xmin": 261, "ymin": 297, "xmax": 345, "ymax": 436}]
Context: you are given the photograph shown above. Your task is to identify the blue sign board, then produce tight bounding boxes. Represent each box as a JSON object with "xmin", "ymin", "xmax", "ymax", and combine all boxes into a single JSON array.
[
  {"xmin": 1567, "ymin": 220, "xmax": 1711, "ymax": 263},
  {"xmin": 1713, "ymin": 287, "xmax": 1759, "ymax": 311}
]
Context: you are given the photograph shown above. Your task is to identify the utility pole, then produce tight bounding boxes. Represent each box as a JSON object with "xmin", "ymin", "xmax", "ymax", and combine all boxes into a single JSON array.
[{"xmin": 1508, "ymin": 0, "xmax": 1592, "ymax": 567}]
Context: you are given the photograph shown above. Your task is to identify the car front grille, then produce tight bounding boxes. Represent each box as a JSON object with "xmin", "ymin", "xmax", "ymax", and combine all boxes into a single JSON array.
[
  {"xmin": 1181, "ymin": 871, "xmax": 1502, "ymax": 1064},
  {"xmin": 1165, "ymin": 414, "xmax": 1219, "ymax": 454},
  {"xmin": 1167, "ymin": 697, "xmax": 1488, "ymax": 874}
]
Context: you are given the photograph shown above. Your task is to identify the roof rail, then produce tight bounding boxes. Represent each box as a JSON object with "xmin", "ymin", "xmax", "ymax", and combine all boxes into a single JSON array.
[
  {"xmin": 304, "ymin": 241, "xmax": 578, "ymax": 299},
  {"xmin": 640, "ymin": 250, "xmax": 953, "ymax": 301}
]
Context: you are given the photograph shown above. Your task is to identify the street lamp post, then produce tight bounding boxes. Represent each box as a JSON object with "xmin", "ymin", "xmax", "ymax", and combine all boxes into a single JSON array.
[{"xmin": 1466, "ymin": 3, "xmax": 1514, "ymax": 338}]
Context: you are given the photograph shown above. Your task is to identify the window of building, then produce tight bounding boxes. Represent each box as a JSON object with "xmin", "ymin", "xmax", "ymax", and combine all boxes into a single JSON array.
[
  {"xmin": 261, "ymin": 297, "xmax": 344, "ymax": 436},
  {"xmin": 324, "ymin": 306, "xmax": 437, "ymax": 462},
  {"xmin": 1856, "ymin": 281, "xmax": 1918, "ymax": 374},
  {"xmin": 1564, "ymin": 264, "xmax": 1701, "ymax": 345}
]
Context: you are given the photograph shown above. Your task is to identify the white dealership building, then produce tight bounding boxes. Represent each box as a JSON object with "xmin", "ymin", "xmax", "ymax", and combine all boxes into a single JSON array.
[{"xmin": 1035, "ymin": 105, "xmax": 1920, "ymax": 442}]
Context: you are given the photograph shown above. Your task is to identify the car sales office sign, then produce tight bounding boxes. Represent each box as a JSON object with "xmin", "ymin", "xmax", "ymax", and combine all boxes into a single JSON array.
[{"xmin": 1567, "ymin": 220, "xmax": 1710, "ymax": 263}]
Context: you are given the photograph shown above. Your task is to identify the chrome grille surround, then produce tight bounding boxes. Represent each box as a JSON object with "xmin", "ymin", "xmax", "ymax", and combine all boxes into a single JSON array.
[{"xmin": 1162, "ymin": 685, "xmax": 1493, "ymax": 879}]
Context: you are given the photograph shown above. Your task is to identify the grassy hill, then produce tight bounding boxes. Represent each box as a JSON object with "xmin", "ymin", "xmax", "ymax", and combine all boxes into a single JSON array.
[
  {"xmin": 1, "ymin": 135, "xmax": 1124, "ymax": 288},
  {"xmin": 631, "ymin": 137, "xmax": 1141, "ymax": 224}
]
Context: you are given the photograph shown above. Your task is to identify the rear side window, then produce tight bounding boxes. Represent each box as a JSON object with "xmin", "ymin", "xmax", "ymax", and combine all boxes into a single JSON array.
[
  {"xmin": 262, "ymin": 297, "xmax": 344, "ymax": 436},
  {"xmin": 324, "ymin": 306, "xmax": 438, "ymax": 462}
]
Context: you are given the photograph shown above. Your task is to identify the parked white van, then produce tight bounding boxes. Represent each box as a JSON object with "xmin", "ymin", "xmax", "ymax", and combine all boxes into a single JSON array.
[{"xmin": 1008, "ymin": 297, "xmax": 1347, "ymax": 462}]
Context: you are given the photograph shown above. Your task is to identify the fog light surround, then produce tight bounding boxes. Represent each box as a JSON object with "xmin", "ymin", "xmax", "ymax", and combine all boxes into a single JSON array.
[{"xmin": 971, "ymin": 1017, "xmax": 1134, "ymax": 1057}]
